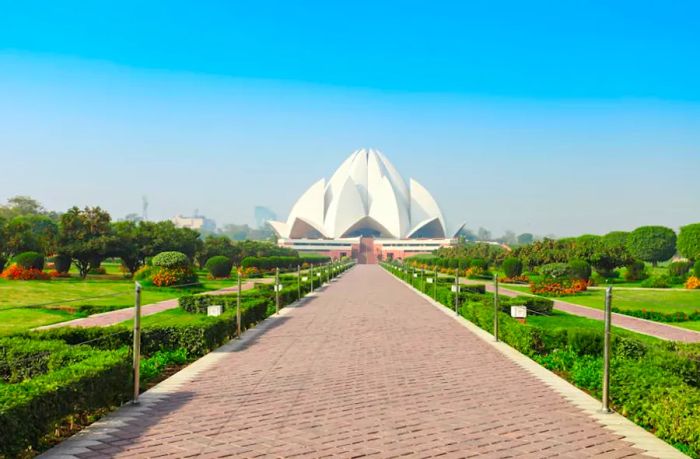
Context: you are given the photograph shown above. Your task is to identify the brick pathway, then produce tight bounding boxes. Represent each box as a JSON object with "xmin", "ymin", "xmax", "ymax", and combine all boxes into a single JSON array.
[
  {"xmin": 487, "ymin": 285, "xmax": 700, "ymax": 343},
  {"xmin": 44, "ymin": 265, "xmax": 668, "ymax": 458},
  {"xmin": 36, "ymin": 279, "xmax": 273, "ymax": 329}
]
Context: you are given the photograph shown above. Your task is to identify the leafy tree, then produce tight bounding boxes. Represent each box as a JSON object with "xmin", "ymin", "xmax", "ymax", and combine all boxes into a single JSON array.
[
  {"xmin": 476, "ymin": 227, "xmax": 492, "ymax": 241},
  {"xmin": 517, "ymin": 233, "xmax": 534, "ymax": 245},
  {"xmin": 197, "ymin": 235, "xmax": 241, "ymax": 268},
  {"xmin": 0, "ymin": 217, "xmax": 7, "ymax": 270},
  {"xmin": 677, "ymin": 223, "xmax": 700, "ymax": 261},
  {"xmin": 110, "ymin": 221, "xmax": 153, "ymax": 276},
  {"xmin": 57, "ymin": 207, "xmax": 112, "ymax": 278},
  {"xmin": 626, "ymin": 226, "xmax": 677, "ymax": 266},
  {"xmin": 140, "ymin": 221, "xmax": 202, "ymax": 260},
  {"xmin": 502, "ymin": 257, "xmax": 523, "ymax": 278}
]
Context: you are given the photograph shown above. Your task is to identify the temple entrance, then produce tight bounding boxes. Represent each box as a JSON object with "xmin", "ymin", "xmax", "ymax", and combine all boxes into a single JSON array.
[{"xmin": 358, "ymin": 237, "xmax": 377, "ymax": 264}]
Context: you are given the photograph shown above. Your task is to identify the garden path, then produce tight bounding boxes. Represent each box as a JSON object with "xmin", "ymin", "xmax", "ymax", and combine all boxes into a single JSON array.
[
  {"xmin": 42, "ymin": 265, "xmax": 681, "ymax": 458},
  {"xmin": 481, "ymin": 283, "xmax": 700, "ymax": 343},
  {"xmin": 35, "ymin": 278, "xmax": 275, "ymax": 329}
]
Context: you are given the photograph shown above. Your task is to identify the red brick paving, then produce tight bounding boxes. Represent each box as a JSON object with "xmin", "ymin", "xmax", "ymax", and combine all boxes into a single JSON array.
[
  {"xmin": 44, "ymin": 265, "xmax": 654, "ymax": 458},
  {"xmin": 486, "ymin": 285, "xmax": 700, "ymax": 343}
]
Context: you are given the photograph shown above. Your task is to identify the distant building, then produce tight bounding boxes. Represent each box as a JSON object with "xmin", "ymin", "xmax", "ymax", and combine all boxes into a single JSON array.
[
  {"xmin": 254, "ymin": 206, "xmax": 277, "ymax": 229},
  {"xmin": 171, "ymin": 214, "xmax": 216, "ymax": 232}
]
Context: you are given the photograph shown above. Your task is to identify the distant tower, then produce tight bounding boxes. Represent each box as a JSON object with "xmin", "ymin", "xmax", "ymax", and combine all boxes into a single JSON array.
[{"xmin": 142, "ymin": 196, "xmax": 149, "ymax": 221}]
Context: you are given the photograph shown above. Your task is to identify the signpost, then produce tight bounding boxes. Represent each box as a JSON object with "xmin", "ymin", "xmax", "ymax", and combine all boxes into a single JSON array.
[
  {"xmin": 602, "ymin": 286, "xmax": 613, "ymax": 413},
  {"xmin": 493, "ymin": 274, "xmax": 500, "ymax": 342},
  {"xmin": 237, "ymin": 269, "xmax": 242, "ymax": 338},
  {"xmin": 510, "ymin": 305, "xmax": 527, "ymax": 324},
  {"xmin": 275, "ymin": 267, "xmax": 280, "ymax": 314}
]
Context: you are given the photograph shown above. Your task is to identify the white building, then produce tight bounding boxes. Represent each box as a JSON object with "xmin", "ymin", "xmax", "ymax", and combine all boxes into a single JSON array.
[
  {"xmin": 269, "ymin": 148, "xmax": 460, "ymax": 262},
  {"xmin": 171, "ymin": 214, "xmax": 216, "ymax": 233}
]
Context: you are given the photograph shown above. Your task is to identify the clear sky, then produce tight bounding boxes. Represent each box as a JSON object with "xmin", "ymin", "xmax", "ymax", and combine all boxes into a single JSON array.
[{"xmin": 1, "ymin": 1, "xmax": 698, "ymax": 237}]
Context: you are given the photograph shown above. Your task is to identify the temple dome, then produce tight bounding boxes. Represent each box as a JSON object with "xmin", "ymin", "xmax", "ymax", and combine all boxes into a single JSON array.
[{"xmin": 269, "ymin": 148, "xmax": 448, "ymax": 239}]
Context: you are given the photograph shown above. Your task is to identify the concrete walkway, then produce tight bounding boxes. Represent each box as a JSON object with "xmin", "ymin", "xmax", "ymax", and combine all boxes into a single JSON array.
[
  {"xmin": 486, "ymin": 284, "xmax": 700, "ymax": 343},
  {"xmin": 36, "ymin": 279, "xmax": 273, "ymax": 329},
  {"xmin": 43, "ymin": 265, "xmax": 682, "ymax": 458}
]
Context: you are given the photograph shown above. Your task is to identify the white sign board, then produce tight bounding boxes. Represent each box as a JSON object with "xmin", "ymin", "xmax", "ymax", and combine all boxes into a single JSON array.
[
  {"xmin": 302, "ymin": 276, "xmax": 308, "ymax": 282},
  {"xmin": 413, "ymin": 273, "xmax": 418, "ymax": 278},
  {"xmin": 511, "ymin": 306, "xmax": 528, "ymax": 319},
  {"xmin": 316, "ymin": 273, "xmax": 321, "ymax": 277},
  {"xmin": 427, "ymin": 278, "xmax": 433, "ymax": 284},
  {"xmin": 207, "ymin": 305, "xmax": 222, "ymax": 317},
  {"xmin": 274, "ymin": 284, "xmax": 283, "ymax": 292},
  {"xmin": 451, "ymin": 285, "xmax": 460, "ymax": 293}
]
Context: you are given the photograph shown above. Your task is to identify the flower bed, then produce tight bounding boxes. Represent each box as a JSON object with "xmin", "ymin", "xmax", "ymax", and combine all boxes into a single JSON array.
[
  {"xmin": 530, "ymin": 278, "xmax": 587, "ymax": 296},
  {"xmin": 1, "ymin": 264, "xmax": 51, "ymax": 280}
]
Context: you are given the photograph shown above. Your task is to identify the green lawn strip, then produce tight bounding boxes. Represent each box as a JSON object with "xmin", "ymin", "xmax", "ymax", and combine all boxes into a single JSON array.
[{"xmin": 0, "ymin": 308, "xmax": 80, "ymax": 335}]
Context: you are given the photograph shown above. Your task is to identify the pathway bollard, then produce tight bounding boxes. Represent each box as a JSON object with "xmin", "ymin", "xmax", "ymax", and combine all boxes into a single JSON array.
[
  {"xmin": 237, "ymin": 270, "xmax": 242, "ymax": 338},
  {"xmin": 132, "ymin": 281, "xmax": 142, "ymax": 404},
  {"xmin": 493, "ymin": 274, "xmax": 500, "ymax": 342},
  {"xmin": 297, "ymin": 264, "xmax": 301, "ymax": 299},
  {"xmin": 434, "ymin": 267, "xmax": 438, "ymax": 299},
  {"xmin": 602, "ymin": 286, "xmax": 613, "ymax": 413},
  {"xmin": 275, "ymin": 267, "xmax": 280, "ymax": 314},
  {"xmin": 310, "ymin": 263, "xmax": 314, "ymax": 292},
  {"xmin": 453, "ymin": 268, "xmax": 459, "ymax": 315}
]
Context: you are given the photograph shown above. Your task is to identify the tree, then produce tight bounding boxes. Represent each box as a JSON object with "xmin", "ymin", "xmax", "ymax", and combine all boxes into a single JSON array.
[
  {"xmin": 677, "ymin": 223, "xmax": 700, "ymax": 261},
  {"xmin": 626, "ymin": 226, "xmax": 677, "ymax": 266},
  {"xmin": 140, "ymin": 221, "xmax": 201, "ymax": 260},
  {"xmin": 197, "ymin": 235, "xmax": 241, "ymax": 267},
  {"xmin": 517, "ymin": 233, "xmax": 534, "ymax": 245},
  {"xmin": 3, "ymin": 215, "xmax": 58, "ymax": 256},
  {"xmin": 110, "ymin": 221, "xmax": 153, "ymax": 276},
  {"xmin": 58, "ymin": 207, "xmax": 112, "ymax": 278},
  {"xmin": 500, "ymin": 230, "xmax": 517, "ymax": 246}
]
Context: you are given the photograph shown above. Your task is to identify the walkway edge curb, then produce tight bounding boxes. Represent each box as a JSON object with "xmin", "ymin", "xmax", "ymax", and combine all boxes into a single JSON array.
[
  {"xmin": 38, "ymin": 281, "xmax": 338, "ymax": 459},
  {"xmin": 386, "ymin": 270, "xmax": 688, "ymax": 459}
]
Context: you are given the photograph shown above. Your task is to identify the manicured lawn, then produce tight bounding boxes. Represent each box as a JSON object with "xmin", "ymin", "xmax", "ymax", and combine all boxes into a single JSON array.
[
  {"xmin": 525, "ymin": 309, "xmax": 663, "ymax": 345},
  {"xmin": 0, "ymin": 308, "xmax": 80, "ymax": 335}
]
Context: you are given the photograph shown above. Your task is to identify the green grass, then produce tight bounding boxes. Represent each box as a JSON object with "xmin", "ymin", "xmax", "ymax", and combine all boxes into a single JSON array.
[
  {"xmin": 525, "ymin": 309, "xmax": 663, "ymax": 345},
  {"xmin": 0, "ymin": 308, "xmax": 80, "ymax": 335}
]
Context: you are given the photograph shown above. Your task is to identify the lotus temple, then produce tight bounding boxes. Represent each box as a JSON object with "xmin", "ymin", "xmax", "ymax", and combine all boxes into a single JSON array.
[{"xmin": 270, "ymin": 149, "xmax": 461, "ymax": 263}]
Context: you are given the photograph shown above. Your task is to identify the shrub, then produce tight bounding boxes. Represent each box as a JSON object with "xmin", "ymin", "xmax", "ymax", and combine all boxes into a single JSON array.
[
  {"xmin": 641, "ymin": 275, "xmax": 671, "ymax": 288},
  {"xmin": 677, "ymin": 223, "xmax": 700, "ymax": 261},
  {"xmin": 13, "ymin": 251, "xmax": 45, "ymax": 270},
  {"xmin": 669, "ymin": 261, "xmax": 692, "ymax": 278},
  {"xmin": 0, "ymin": 264, "xmax": 50, "ymax": 280},
  {"xmin": 470, "ymin": 258, "xmax": 488, "ymax": 270},
  {"xmin": 205, "ymin": 256, "xmax": 233, "ymax": 278},
  {"xmin": 624, "ymin": 260, "xmax": 647, "ymax": 281},
  {"xmin": 0, "ymin": 347, "xmax": 130, "ymax": 456},
  {"xmin": 51, "ymin": 254, "xmax": 72, "ymax": 273},
  {"xmin": 685, "ymin": 276, "xmax": 700, "ymax": 290},
  {"xmin": 530, "ymin": 278, "xmax": 587, "ymax": 296},
  {"xmin": 502, "ymin": 257, "xmax": 523, "ymax": 278},
  {"xmin": 134, "ymin": 265, "xmax": 153, "ymax": 281},
  {"xmin": 568, "ymin": 259, "xmax": 592, "ymax": 281},
  {"xmin": 88, "ymin": 266, "xmax": 107, "ymax": 275},
  {"xmin": 626, "ymin": 226, "xmax": 677, "ymax": 265},
  {"xmin": 152, "ymin": 251, "xmax": 190, "ymax": 269},
  {"xmin": 696, "ymin": 260, "xmax": 700, "ymax": 278},
  {"xmin": 539, "ymin": 263, "xmax": 569, "ymax": 279},
  {"xmin": 151, "ymin": 267, "xmax": 197, "ymax": 287}
]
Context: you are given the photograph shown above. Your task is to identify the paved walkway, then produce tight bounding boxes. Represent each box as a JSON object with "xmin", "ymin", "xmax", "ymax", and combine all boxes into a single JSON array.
[
  {"xmin": 36, "ymin": 279, "xmax": 273, "ymax": 329},
  {"xmin": 486, "ymin": 284, "xmax": 700, "ymax": 343},
  {"xmin": 44, "ymin": 265, "xmax": 679, "ymax": 458}
]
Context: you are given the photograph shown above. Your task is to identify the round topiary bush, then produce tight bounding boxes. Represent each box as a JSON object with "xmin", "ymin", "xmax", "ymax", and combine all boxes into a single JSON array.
[
  {"xmin": 539, "ymin": 262, "xmax": 569, "ymax": 279},
  {"xmin": 152, "ymin": 251, "xmax": 190, "ymax": 269},
  {"xmin": 502, "ymin": 257, "xmax": 523, "ymax": 278},
  {"xmin": 568, "ymin": 259, "xmax": 592, "ymax": 281},
  {"xmin": 205, "ymin": 256, "xmax": 233, "ymax": 278},
  {"xmin": 13, "ymin": 252, "xmax": 45, "ymax": 271},
  {"xmin": 51, "ymin": 254, "xmax": 72, "ymax": 273}
]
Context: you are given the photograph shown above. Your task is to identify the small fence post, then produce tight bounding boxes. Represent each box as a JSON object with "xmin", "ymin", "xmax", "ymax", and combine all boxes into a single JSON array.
[
  {"xmin": 275, "ymin": 267, "xmax": 280, "ymax": 314},
  {"xmin": 237, "ymin": 269, "xmax": 242, "ymax": 338},
  {"xmin": 602, "ymin": 286, "xmax": 613, "ymax": 413},
  {"xmin": 310, "ymin": 263, "xmax": 314, "ymax": 292},
  {"xmin": 434, "ymin": 267, "xmax": 437, "ymax": 299},
  {"xmin": 493, "ymin": 274, "xmax": 500, "ymax": 342},
  {"xmin": 132, "ymin": 281, "xmax": 142, "ymax": 404},
  {"xmin": 297, "ymin": 264, "xmax": 301, "ymax": 299},
  {"xmin": 454, "ymin": 268, "xmax": 459, "ymax": 315}
]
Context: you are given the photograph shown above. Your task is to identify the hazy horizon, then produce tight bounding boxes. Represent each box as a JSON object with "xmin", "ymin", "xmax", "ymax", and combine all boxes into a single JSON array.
[{"xmin": 1, "ymin": 2, "xmax": 699, "ymax": 237}]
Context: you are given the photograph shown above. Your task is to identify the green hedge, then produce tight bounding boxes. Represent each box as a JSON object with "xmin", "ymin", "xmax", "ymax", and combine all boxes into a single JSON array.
[
  {"xmin": 613, "ymin": 307, "xmax": 700, "ymax": 323},
  {"xmin": 0, "ymin": 347, "xmax": 130, "ymax": 456}
]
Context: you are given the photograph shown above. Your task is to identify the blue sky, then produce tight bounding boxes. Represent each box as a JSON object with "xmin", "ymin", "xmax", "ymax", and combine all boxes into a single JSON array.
[{"xmin": 1, "ymin": 1, "xmax": 699, "ymax": 236}]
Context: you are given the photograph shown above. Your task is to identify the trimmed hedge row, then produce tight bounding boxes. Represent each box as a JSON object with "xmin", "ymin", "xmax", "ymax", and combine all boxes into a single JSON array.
[
  {"xmin": 382, "ymin": 262, "xmax": 700, "ymax": 456},
  {"xmin": 612, "ymin": 307, "xmax": 700, "ymax": 323},
  {"xmin": 0, "ymin": 347, "xmax": 130, "ymax": 456}
]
